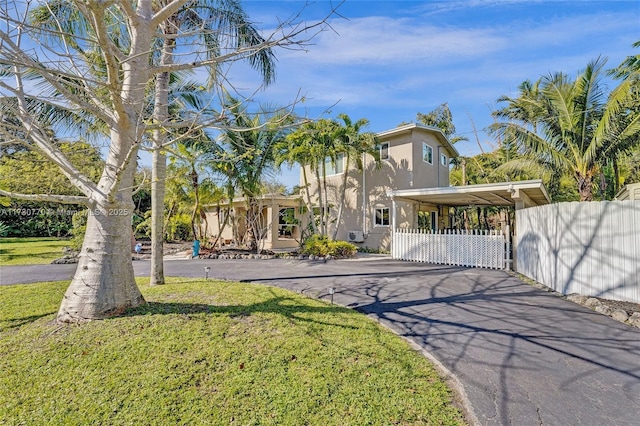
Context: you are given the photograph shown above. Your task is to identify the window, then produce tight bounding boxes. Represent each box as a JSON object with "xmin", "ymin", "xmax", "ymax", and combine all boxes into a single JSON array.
[
  {"xmin": 323, "ymin": 153, "xmax": 345, "ymax": 176},
  {"xmin": 379, "ymin": 142, "xmax": 389, "ymax": 160},
  {"xmin": 374, "ymin": 207, "xmax": 390, "ymax": 227},
  {"xmin": 278, "ymin": 208, "xmax": 298, "ymax": 239},
  {"xmin": 422, "ymin": 143, "xmax": 433, "ymax": 165},
  {"xmin": 440, "ymin": 153, "xmax": 448, "ymax": 166}
]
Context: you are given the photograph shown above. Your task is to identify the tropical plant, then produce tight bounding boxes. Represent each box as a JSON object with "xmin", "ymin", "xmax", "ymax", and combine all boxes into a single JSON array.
[
  {"xmin": 490, "ymin": 56, "xmax": 640, "ymax": 201},
  {"xmin": 147, "ymin": 0, "xmax": 277, "ymax": 286},
  {"xmin": 331, "ymin": 114, "xmax": 379, "ymax": 240},
  {"xmin": 280, "ymin": 118, "xmax": 342, "ymax": 236},
  {"xmin": 0, "ymin": 221, "xmax": 9, "ymax": 237},
  {"xmin": 416, "ymin": 102, "xmax": 468, "ymax": 144},
  {"xmin": 166, "ymin": 140, "xmax": 224, "ymax": 242},
  {"xmin": 214, "ymin": 96, "xmax": 292, "ymax": 251},
  {"xmin": 300, "ymin": 234, "xmax": 357, "ymax": 258}
]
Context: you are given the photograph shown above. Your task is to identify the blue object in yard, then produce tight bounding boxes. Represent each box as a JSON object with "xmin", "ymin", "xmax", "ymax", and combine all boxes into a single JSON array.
[
  {"xmin": 134, "ymin": 243, "xmax": 142, "ymax": 254},
  {"xmin": 192, "ymin": 239, "xmax": 200, "ymax": 258}
]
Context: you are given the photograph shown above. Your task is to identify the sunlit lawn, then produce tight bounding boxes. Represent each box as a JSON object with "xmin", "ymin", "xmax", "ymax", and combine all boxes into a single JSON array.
[
  {"xmin": 0, "ymin": 278, "xmax": 465, "ymax": 425},
  {"xmin": 0, "ymin": 237, "xmax": 70, "ymax": 265}
]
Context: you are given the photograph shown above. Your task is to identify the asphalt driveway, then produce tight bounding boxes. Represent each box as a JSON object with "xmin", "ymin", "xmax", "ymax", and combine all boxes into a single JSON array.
[{"xmin": 2, "ymin": 256, "xmax": 640, "ymax": 425}]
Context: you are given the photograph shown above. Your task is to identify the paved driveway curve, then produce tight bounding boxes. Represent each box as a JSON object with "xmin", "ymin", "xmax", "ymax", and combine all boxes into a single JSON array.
[{"xmin": 2, "ymin": 257, "xmax": 640, "ymax": 425}]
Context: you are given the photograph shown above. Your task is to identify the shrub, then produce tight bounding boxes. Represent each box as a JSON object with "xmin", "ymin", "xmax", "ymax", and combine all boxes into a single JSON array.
[
  {"xmin": 0, "ymin": 221, "xmax": 9, "ymax": 237},
  {"xmin": 301, "ymin": 234, "xmax": 330, "ymax": 257},
  {"xmin": 301, "ymin": 234, "xmax": 357, "ymax": 259},
  {"xmin": 165, "ymin": 213, "xmax": 192, "ymax": 242}
]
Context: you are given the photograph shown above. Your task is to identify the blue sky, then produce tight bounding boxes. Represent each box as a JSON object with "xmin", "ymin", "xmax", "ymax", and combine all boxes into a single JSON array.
[{"xmin": 226, "ymin": 0, "xmax": 639, "ymax": 188}]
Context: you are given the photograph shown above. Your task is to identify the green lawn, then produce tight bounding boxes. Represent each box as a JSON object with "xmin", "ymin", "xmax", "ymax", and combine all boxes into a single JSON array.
[
  {"xmin": 0, "ymin": 278, "xmax": 465, "ymax": 425},
  {"xmin": 0, "ymin": 237, "xmax": 71, "ymax": 265}
]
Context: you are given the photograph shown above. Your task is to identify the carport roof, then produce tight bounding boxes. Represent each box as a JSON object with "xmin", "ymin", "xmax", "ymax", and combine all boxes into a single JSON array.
[{"xmin": 390, "ymin": 179, "xmax": 551, "ymax": 208}]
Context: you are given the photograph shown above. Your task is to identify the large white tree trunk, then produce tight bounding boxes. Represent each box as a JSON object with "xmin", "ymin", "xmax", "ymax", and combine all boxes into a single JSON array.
[{"xmin": 57, "ymin": 199, "xmax": 144, "ymax": 321}]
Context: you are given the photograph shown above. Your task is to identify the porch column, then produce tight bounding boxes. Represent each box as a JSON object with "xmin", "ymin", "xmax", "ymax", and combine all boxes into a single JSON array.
[
  {"xmin": 266, "ymin": 205, "xmax": 275, "ymax": 247},
  {"xmin": 391, "ymin": 197, "xmax": 397, "ymax": 231}
]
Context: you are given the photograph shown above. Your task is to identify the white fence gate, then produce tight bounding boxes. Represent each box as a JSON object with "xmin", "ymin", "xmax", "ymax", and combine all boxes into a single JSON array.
[{"xmin": 392, "ymin": 229, "xmax": 507, "ymax": 270}]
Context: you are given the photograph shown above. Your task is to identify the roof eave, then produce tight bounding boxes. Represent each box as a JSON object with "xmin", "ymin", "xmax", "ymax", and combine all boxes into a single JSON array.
[{"xmin": 376, "ymin": 123, "xmax": 459, "ymax": 158}]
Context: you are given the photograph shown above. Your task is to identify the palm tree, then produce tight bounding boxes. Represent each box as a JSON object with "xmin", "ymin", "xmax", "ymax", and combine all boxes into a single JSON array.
[
  {"xmin": 149, "ymin": 0, "xmax": 276, "ymax": 285},
  {"xmin": 601, "ymin": 40, "xmax": 640, "ymax": 193},
  {"xmin": 490, "ymin": 57, "xmax": 640, "ymax": 201},
  {"xmin": 282, "ymin": 119, "xmax": 342, "ymax": 236},
  {"xmin": 215, "ymin": 96, "xmax": 290, "ymax": 251},
  {"xmin": 274, "ymin": 124, "xmax": 319, "ymax": 235},
  {"xmin": 331, "ymin": 114, "xmax": 379, "ymax": 240},
  {"xmin": 166, "ymin": 138, "xmax": 223, "ymax": 241}
]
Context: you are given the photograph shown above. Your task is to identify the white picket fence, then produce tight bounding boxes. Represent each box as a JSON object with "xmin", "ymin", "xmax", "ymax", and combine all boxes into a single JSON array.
[{"xmin": 392, "ymin": 228, "xmax": 507, "ymax": 270}]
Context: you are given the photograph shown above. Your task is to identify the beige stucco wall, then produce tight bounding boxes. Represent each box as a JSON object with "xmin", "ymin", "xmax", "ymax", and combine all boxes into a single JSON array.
[
  {"xmin": 204, "ymin": 197, "xmax": 302, "ymax": 250},
  {"xmin": 300, "ymin": 126, "xmax": 455, "ymax": 251}
]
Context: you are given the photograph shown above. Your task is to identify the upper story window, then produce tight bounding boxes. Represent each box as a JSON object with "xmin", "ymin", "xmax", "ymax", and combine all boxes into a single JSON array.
[
  {"xmin": 440, "ymin": 153, "xmax": 448, "ymax": 166},
  {"xmin": 422, "ymin": 143, "xmax": 433, "ymax": 165},
  {"xmin": 322, "ymin": 153, "xmax": 345, "ymax": 176},
  {"xmin": 379, "ymin": 142, "xmax": 389, "ymax": 161}
]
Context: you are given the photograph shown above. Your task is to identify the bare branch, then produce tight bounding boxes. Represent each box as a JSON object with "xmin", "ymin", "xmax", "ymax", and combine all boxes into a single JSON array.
[
  {"xmin": 0, "ymin": 189, "xmax": 89, "ymax": 205},
  {"xmin": 151, "ymin": 0, "xmax": 191, "ymax": 27}
]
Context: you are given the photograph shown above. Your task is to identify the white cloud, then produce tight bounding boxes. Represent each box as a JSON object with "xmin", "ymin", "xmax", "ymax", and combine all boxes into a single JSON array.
[
  {"xmin": 280, "ymin": 16, "xmax": 507, "ymax": 65},
  {"xmin": 228, "ymin": 2, "xmax": 640, "ymax": 148}
]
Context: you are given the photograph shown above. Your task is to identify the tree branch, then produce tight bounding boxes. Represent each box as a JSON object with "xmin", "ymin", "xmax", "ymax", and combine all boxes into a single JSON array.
[{"xmin": 0, "ymin": 189, "xmax": 89, "ymax": 205}]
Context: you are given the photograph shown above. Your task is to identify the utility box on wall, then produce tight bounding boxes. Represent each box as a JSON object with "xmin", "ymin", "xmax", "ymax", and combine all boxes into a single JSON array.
[{"xmin": 347, "ymin": 230, "xmax": 365, "ymax": 243}]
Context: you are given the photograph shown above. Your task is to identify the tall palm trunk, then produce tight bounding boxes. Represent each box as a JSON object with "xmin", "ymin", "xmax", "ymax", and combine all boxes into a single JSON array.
[
  {"xmin": 314, "ymin": 167, "xmax": 325, "ymax": 236},
  {"xmin": 301, "ymin": 166, "xmax": 317, "ymax": 235},
  {"xmin": 332, "ymin": 152, "xmax": 350, "ymax": 240},
  {"xmin": 190, "ymin": 168, "xmax": 200, "ymax": 240},
  {"xmin": 151, "ymin": 145, "xmax": 167, "ymax": 285},
  {"xmin": 321, "ymin": 161, "xmax": 330, "ymax": 236},
  {"xmin": 576, "ymin": 171, "xmax": 594, "ymax": 201},
  {"xmin": 150, "ymin": 22, "xmax": 175, "ymax": 286},
  {"xmin": 245, "ymin": 197, "xmax": 259, "ymax": 251}
]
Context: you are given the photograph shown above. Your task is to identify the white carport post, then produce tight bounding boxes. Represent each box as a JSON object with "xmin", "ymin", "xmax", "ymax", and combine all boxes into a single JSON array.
[{"xmin": 390, "ymin": 193, "xmax": 397, "ymax": 258}]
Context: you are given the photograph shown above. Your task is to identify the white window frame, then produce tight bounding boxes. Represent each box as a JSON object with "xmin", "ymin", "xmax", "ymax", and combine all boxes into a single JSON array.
[
  {"xmin": 440, "ymin": 153, "xmax": 448, "ymax": 166},
  {"xmin": 323, "ymin": 153, "xmax": 345, "ymax": 176},
  {"xmin": 422, "ymin": 142, "xmax": 433, "ymax": 165},
  {"xmin": 277, "ymin": 207, "xmax": 298, "ymax": 240},
  {"xmin": 379, "ymin": 142, "xmax": 390, "ymax": 161},
  {"xmin": 374, "ymin": 207, "xmax": 390, "ymax": 227}
]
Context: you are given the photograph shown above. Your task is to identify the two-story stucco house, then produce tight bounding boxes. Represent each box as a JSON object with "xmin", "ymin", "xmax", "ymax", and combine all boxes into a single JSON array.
[
  {"xmin": 204, "ymin": 122, "xmax": 550, "ymax": 253},
  {"xmin": 303, "ymin": 123, "xmax": 458, "ymax": 251}
]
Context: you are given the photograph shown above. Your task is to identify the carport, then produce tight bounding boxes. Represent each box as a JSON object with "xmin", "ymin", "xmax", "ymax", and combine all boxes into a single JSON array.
[{"xmin": 389, "ymin": 179, "xmax": 551, "ymax": 270}]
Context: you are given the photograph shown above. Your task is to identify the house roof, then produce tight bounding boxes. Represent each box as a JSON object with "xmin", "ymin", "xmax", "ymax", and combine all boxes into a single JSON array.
[
  {"xmin": 390, "ymin": 179, "xmax": 551, "ymax": 208},
  {"xmin": 376, "ymin": 123, "xmax": 460, "ymax": 158},
  {"xmin": 615, "ymin": 182, "xmax": 640, "ymax": 201}
]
